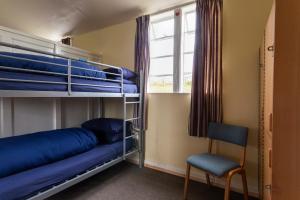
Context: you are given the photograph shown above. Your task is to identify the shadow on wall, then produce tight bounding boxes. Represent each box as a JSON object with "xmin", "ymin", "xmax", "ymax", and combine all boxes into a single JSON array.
[{"xmin": 68, "ymin": 7, "xmax": 143, "ymax": 36}]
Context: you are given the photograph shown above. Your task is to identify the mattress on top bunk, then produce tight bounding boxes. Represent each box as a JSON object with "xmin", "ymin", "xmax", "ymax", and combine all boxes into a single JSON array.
[
  {"xmin": 0, "ymin": 140, "xmax": 134, "ymax": 200},
  {"xmin": 0, "ymin": 52, "xmax": 107, "ymax": 79},
  {"xmin": 0, "ymin": 70, "xmax": 138, "ymax": 93}
]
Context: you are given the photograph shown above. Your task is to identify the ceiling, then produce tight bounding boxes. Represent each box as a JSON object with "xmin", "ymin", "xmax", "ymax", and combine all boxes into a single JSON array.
[{"xmin": 0, "ymin": 0, "xmax": 191, "ymax": 41}]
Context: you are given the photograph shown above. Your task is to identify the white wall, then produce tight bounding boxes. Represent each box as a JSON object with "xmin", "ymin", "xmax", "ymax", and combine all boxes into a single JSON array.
[{"xmin": 0, "ymin": 98, "xmax": 103, "ymax": 138}]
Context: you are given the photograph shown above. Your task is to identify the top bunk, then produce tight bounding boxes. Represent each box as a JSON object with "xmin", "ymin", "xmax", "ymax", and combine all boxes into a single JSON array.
[{"xmin": 0, "ymin": 27, "xmax": 140, "ymax": 98}]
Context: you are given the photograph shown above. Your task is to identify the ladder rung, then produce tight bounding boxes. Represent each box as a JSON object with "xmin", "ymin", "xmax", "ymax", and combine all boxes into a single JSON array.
[
  {"xmin": 125, "ymin": 117, "xmax": 140, "ymax": 122},
  {"xmin": 125, "ymin": 149, "xmax": 139, "ymax": 157},
  {"xmin": 125, "ymin": 101, "xmax": 140, "ymax": 104},
  {"xmin": 125, "ymin": 134, "xmax": 138, "ymax": 139},
  {"xmin": 132, "ymin": 127, "xmax": 141, "ymax": 132}
]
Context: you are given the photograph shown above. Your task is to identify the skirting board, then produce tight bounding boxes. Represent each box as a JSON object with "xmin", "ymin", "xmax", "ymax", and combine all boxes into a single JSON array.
[{"xmin": 127, "ymin": 158, "xmax": 259, "ymax": 198}]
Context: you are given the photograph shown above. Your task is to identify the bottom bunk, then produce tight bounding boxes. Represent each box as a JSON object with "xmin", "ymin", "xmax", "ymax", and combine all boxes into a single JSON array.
[{"xmin": 0, "ymin": 119, "xmax": 139, "ymax": 200}]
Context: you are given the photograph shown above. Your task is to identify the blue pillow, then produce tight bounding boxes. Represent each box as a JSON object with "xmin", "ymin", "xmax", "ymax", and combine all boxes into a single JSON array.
[
  {"xmin": 71, "ymin": 60, "xmax": 106, "ymax": 79},
  {"xmin": 0, "ymin": 128, "xmax": 98, "ymax": 178},
  {"xmin": 103, "ymin": 67, "xmax": 137, "ymax": 79},
  {"xmin": 81, "ymin": 118, "xmax": 132, "ymax": 144}
]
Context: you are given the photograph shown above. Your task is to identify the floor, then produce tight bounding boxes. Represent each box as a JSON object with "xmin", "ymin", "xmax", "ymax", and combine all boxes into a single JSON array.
[{"xmin": 48, "ymin": 162, "xmax": 258, "ymax": 200}]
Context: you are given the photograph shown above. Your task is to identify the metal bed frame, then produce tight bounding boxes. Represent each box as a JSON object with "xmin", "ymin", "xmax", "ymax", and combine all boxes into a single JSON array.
[{"xmin": 0, "ymin": 42, "xmax": 145, "ymax": 200}]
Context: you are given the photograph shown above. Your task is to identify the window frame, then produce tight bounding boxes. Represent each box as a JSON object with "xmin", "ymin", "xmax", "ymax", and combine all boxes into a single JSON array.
[{"xmin": 149, "ymin": 4, "xmax": 195, "ymax": 94}]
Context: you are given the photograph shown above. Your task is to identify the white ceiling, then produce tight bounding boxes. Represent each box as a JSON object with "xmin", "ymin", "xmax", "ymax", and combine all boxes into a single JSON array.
[{"xmin": 0, "ymin": 0, "xmax": 191, "ymax": 41}]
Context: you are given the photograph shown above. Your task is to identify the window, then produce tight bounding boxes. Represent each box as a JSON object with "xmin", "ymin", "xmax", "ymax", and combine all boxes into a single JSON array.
[{"xmin": 149, "ymin": 4, "xmax": 196, "ymax": 93}]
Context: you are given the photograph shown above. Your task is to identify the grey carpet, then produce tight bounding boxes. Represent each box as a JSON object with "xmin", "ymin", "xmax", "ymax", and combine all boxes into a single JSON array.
[{"xmin": 48, "ymin": 162, "xmax": 258, "ymax": 200}]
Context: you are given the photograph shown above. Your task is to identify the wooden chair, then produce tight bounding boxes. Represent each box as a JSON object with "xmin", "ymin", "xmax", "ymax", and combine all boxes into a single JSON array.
[{"xmin": 183, "ymin": 123, "xmax": 248, "ymax": 200}]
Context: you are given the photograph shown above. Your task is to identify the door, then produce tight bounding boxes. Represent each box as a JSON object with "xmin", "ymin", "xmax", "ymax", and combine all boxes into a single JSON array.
[
  {"xmin": 273, "ymin": 0, "xmax": 300, "ymax": 198},
  {"xmin": 263, "ymin": 2, "xmax": 275, "ymax": 200}
]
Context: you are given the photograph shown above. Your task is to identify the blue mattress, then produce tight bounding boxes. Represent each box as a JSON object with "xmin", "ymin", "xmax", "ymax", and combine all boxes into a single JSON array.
[
  {"xmin": 0, "ymin": 140, "xmax": 134, "ymax": 200},
  {"xmin": 0, "ymin": 52, "xmax": 106, "ymax": 79},
  {"xmin": 0, "ymin": 70, "xmax": 137, "ymax": 93},
  {"xmin": 0, "ymin": 128, "xmax": 98, "ymax": 178}
]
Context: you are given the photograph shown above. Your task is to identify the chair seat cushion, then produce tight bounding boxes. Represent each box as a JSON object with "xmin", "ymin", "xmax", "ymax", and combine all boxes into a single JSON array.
[{"xmin": 187, "ymin": 153, "xmax": 240, "ymax": 177}]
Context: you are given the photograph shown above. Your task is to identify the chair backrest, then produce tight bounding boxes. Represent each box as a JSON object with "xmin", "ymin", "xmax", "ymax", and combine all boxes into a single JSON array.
[{"xmin": 208, "ymin": 123, "xmax": 248, "ymax": 147}]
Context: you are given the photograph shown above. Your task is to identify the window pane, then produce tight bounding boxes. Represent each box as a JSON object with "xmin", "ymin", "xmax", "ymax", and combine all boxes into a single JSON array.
[
  {"xmin": 181, "ymin": 4, "xmax": 196, "ymax": 93},
  {"xmin": 185, "ymin": 12, "xmax": 196, "ymax": 32},
  {"xmin": 150, "ymin": 37, "xmax": 174, "ymax": 58},
  {"xmin": 149, "ymin": 11, "xmax": 175, "ymax": 93},
  {"xmin": 149, "ymin": 4, "xmax": 196, "ymax": 93},
  {"xmin": 150, "ymin": 57, "xmax": 173, "ymax": 76},
  {"xmin": 183, "ymin": 32, "xmax": 195, "ymax": 53},
  {"xmin": 148, "ymin": 76, "xmax": 173, "ymax": 93},
  {"xmin": 150, "ymin": 11, "xmax": 174, "ymax": 40},
  {"xmin": 183, "ymin": 54, "xmax": 193, "ymax": 73},
  {"xmin": 183, "ymin": 53, "xmax": 193, "ymax": 92},
  {"xmin": 149, "ymin": 57, "xmax": 173, "ymax": 93},
  {"xmin": 151, "ymin": 19, "xmax": 174, "ymax": 39}
]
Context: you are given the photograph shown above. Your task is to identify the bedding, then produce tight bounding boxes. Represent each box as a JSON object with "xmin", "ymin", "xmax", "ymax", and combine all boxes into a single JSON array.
[
  {"xmin": 0, "ymin": 140, "xmax": 134, "ymax": 200},
  {"xmin": 82, "ymin": 118, "xmax": 132, "ymax": 143},
  {"xmin": 0, "ymin": 70, "xmax": 138, "ymax": 93},
  {"xmin": 0, "ymin": 52, "xmax": 139, "ymax": 94},
  {"xmin": 0, "ymin": 128, "xmax": 98, "ymax": 178},
  {"xmin": 0, "ymin": 52, "xmax": 106, "ymax": 79},
  {"xmin": 113, "ymin": 77, "xmax": 136, "ymax": 84},
  {"xmin": 104, "ymin": 67, "xmax": 137, "ymax": 79}
]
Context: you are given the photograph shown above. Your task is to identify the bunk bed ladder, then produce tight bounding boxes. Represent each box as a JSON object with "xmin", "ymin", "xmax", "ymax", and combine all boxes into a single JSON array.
[
  {"xmin": 123, "ymin": 95, "xmax": 127, "ymax": 161},
  {"xmin": 123, "ymin": 71, "xmax": 144, "ymax": 168},
  {"xmin": 123, "ymin": 94, "xmax": 143, "ymax": 168},
  {"xmin": 138, "ymin": 70, "xmax": 144, "ymax": 168}
]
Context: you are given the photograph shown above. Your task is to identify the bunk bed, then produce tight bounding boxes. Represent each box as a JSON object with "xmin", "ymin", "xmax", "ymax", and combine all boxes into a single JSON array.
[
  {"xmin": 0, "ymin": 41, "xmax": 145, "ymax": 200},
  {"xmin": 0, "ymin": 42, "xmax": 140, "ymax": 97}
]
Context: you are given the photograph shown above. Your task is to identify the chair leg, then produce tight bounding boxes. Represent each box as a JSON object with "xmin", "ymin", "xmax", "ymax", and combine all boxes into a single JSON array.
[
  {"xmin": 240, "ymin": 169, "xmax": 248, "ymax": 200},
  {"xmin": 224, "ymin": 174, "xmax": 233, "ymax": 200},
  {"xmin": 206, "ymin": 173, "xmax": 211, "ymax": 187},
  {"xmin": 184, "ymin": 164, "xmax": 191, "ymax": 200}
]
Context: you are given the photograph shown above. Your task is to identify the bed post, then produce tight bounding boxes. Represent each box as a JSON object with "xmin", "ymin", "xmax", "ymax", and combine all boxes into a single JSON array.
[
  {"xmin": 67, "ymin": 59, "xmax": 72, "ymax": 95},
  {"xmin": 122, "ymin": 66, "xmax": 127, "ymax": 161},
  {"xmin": 99, "ymin": 98, "xmax": 105, "ymax": 118},
  {"xmin": 138, "ymin": 69, "xmax": 145, "ymax": 168},
  {"xmin": 123, "ymin": 96, "xmax": 127, "ymax": 161},
  {"xmin": 0, "ymin": 97, "xmax": 3, "ymax": 137}
]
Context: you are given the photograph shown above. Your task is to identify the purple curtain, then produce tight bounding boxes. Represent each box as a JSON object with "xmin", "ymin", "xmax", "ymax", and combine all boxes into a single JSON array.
[
  {"xmin": 189, "ymin": 0, "xmax": 223, "ymax": 137},
  {"xmin": 134, "ymin": 15, "xmax": 150, "ymax": 130}
]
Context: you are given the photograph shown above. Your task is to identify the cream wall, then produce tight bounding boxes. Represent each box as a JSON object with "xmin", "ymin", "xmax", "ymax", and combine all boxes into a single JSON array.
[
  {"xmin": 73, "ymin": 0, "xmax": 272, "ymax": 196},
  {"xmin": 73, "ymin": 20, "xmax": 136, "ymax": 70}
]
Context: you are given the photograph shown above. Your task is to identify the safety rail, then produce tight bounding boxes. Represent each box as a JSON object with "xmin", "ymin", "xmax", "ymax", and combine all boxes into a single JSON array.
[{"xmin": 0, "ymin": 41, "xmax": 126, "ymax": 95}]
